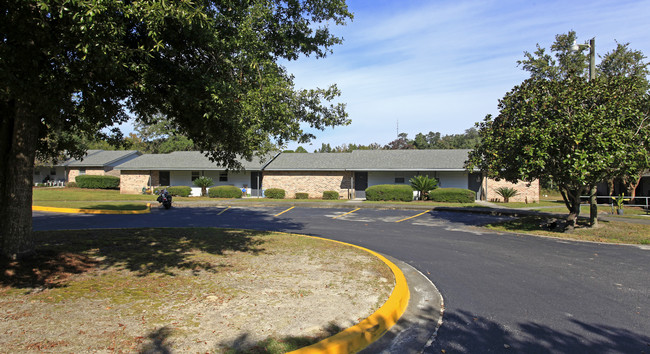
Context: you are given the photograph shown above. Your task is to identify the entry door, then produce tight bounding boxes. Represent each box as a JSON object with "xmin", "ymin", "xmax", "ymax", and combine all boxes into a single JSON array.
[
  {"xmin": 250, "ymin": 172, "xmax": 262, "ymax": 197},
  {"xmin": 468, "ymin": 172, "xmax": 482, "ymax": 200},
  {"xmin": 354, "ymin": 172, "xmax": 368, "ymax": 199}
]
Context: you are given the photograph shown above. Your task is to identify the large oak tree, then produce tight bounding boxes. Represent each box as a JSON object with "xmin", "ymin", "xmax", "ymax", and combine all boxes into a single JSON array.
[
  {"xmin": 0, "ymin": 0, "xmax": 352, "ymax": 259},
  {"xmin": 468, "ymin": 32, "xmax": 650, "ymax": 228}
]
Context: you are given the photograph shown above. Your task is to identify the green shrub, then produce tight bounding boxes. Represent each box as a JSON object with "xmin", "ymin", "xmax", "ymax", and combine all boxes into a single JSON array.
[
  {"xmin": 66, "ymin": 182, "xmax": 78, "ymax": 188},
  {"xmin": 265, "ymin": 188, "xmax": 285, "ymax": 199},
  {"xmin": 322, "ymin": 190, "xmax": 340, "ymax": 200},
  {"xmin": 209, "ymin": 185, "xmax": 242, "ymax": 198},
  {"xmin": 156, "ymin": 186, "xmax": 192, "ymax": 197},
  {"xmin": 75, "ymin": 175, "xmax": 120, "ymax": 189},
  {"xmin": 429, "ymin": 188, "xmax": 475, "ymax": 203},
  {"xmin": 365, "ymin": 184, "xmax": 413, "ymax": 202},
  {"xmin": 295, "ymin": 192, "xmax": 309, "ymax": 199}
]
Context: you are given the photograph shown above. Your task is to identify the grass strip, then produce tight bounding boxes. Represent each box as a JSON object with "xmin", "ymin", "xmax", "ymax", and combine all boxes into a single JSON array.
[
  {"xmin": 485, "ymin": 216, "xmax": 650, "ymax": 245},
  {"xmin": 32, "ymin": 201, "xmax": 150, "ymax": 211}
]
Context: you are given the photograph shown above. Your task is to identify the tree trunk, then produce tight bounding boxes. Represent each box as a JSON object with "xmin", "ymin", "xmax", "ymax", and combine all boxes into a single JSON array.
[
  {"xmin": 560, "ymin": 187, "xmax": 583, "ymax": 230},
  {"xmin": 0, "ymin": 100, "xmax": 39, "ymax": 259},
  {"xmin": 589, "ymin": 186, "xmax": 598, "ymax": 227},
  {"xmin": 626, "ymin": 174, "xmax": 644, "ymax": 202}
]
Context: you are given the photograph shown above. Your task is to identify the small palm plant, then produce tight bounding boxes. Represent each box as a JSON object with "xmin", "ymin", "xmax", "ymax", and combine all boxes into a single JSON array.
[
  {"xmin": 612, "ymin": 193, "xmax": 630, "ymax": 213},
  {"xmin": 193, "ymin": 176, "xmax": 214, "ymax": 197},
  {"xmin": 410, "ymin": 175, "xmax": 438, "ymax": 200},
  {"xmin": 495, "ymin": 186, "xmax": 519, "ymax": 203}
]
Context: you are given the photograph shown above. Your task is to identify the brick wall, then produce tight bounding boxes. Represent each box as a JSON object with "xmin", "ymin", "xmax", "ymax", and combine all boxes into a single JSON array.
[
  {"xmin": 263, "ymin": 171, "xmax": 353, "ymax": 199},
  {"xmin": 67, "ymin": 168, "xmax": 106, "ymax": 183},
  {"xmin": 151, "ymin": 170, "xmax": 160, "ymax": 186},
  {"xmin": 120, "ymin": 170, "xmax": 151, "ymax": 194},
  {"xmin": 486, "ymin": 178, "xmax": 539, "ymax": 203}
]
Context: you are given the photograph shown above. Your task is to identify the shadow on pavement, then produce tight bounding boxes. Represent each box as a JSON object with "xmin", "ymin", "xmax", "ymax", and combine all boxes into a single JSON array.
[
  {"xmin": 33, "ymin": 206, "xmax": 307, "ymax": 233},
  {"xmin": 417, "ymin": 210, "xmax": 514, "ymax": 227},
  {"xmin": 428, "ymin": 309, "xmax": 650, "ymax": 353}
]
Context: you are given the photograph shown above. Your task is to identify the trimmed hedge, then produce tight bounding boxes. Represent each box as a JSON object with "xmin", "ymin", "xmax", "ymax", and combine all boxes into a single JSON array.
[
  {"xmin": 265, "ymin": 188, "xmax": 285, "ymax": 199},
  {"xmin": 75, "ymin": 175, "xmax": 120, "ymax": 189},
  {"xmin": 365, "ymin": 184, "xmax": 413, "ymax": 202},
  {"xmin": 66, "ymin": 182, "xmax": 78, "ymax": 188},
  {"xmin": 429, "ymin": 188, "xmax": 475, "ymax": 203},
  {"xmin": 295, "ymin": 192, "xmax": 309, "ymax": 199},
  {"xmin": 322, "ymin": 190, "xmax": 340, "ymax": 200},
  {"xmin": 155, "ymin": 186, "xmax": 192, "ymax": 197},
  {"xmin": 209, "ymin": 185, "xmax": 242, "ymax": 198}
]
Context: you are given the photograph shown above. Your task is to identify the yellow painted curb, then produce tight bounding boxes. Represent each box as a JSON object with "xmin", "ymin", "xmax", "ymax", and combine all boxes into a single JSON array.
[
  {"xmin": 289, "ymin": 235, "xmax": 410, "ymax": 354},
  {"xmin": 32, "ymin": 203, "xmax": 152, "ymax": 215}
]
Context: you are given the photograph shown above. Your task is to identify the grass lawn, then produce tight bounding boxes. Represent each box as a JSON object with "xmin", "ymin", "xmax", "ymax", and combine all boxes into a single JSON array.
[
  {"xmin": 33, "ymin": 188, "xmax": 217, "ymax": 203},
  {"xmin": 33, "ymin": 188, "xmax": 484, "ymax": 208},
  {"xmin": 0, "ymin": 228, "xmax": 393, "ymax": 353},
  {"xmin": 485, "ymin": 216, "xmax": 650, "ymax": 245},
  {"xmin": 33, "ymin": 201, "xmax": 150, "ymax": 211},
  {"xmin": 362, "ymin": 200, "xmax": 481, "ymax": 208},
  {"xmin": 491, "ymin": 200, "xmax": 564, "ymax": 208},
  {"xmin": 33, "ymin": 187, "xmax": 153, "ymax": 201},
  {"xmin": 232, "ymin": 198, "xmax": 349, "ymax": 203},
  {"xmin": 526, "ymin": 204, "xmax": 650, "ymax": 218}
]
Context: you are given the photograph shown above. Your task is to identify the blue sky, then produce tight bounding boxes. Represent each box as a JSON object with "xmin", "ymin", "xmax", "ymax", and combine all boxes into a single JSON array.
[
  {"xmin": 114, "ymin": 0, "xmax": 650, "ymax": 151},
  {"xmin": 281, "ymin": 0, "xmax": 650, "ymax": 150}
]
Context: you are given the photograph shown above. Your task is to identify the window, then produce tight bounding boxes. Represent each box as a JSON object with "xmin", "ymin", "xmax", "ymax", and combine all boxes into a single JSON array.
[
  {"xmin": 191, "ymin": 171, "xmax": 200, "ymax": 182},
  {"xmin": 219, "ymin": 172, "xmax": 228, "ymax": 182},
  {"xmin": 79, "ymin": 168, "xmax": 86, "ymax": 175},
  {"xmin": 395, "ymin": 173, "xmax": 405, "ymax": 183},
  {"xmin": 50, "ymin": 169, "xmax": 56, "ymax": 176}
]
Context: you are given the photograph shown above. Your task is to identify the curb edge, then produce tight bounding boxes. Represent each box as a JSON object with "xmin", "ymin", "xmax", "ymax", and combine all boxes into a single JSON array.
[{"xmin": 289, "ymin": 235, "xmax": 410, "ymax": 354}]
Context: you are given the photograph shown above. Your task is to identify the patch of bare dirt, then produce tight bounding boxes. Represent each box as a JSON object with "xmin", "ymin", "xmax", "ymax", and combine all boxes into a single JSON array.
[{"xmin": 0, "ymin": 231, "xmax": 394, "ymax": 353}]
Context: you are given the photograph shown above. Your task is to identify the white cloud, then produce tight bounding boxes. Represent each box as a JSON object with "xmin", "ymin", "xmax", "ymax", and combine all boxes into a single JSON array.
[
  {"xmin": 284, "ymin": 0, "xmax": 650, "ymax": 149},
  {"xmin": 110, "ymin": 1, "xmax": 650, "ymax": 151}
]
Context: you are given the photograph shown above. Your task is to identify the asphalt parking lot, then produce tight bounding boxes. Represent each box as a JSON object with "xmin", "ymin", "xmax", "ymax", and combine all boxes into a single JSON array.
[
  {"xmin": 34, "ymin": 205, "xmax": 513, "ymax": 232},
  {"xmin": 33, "ymin": 206, "xmax": 650, "ymax": 353}
]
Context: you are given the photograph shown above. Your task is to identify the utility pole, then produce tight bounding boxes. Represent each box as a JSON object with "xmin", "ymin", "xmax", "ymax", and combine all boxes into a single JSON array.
[{"xmin": 571, "ymin": 37, "xmax": 598, "ymax": 226}]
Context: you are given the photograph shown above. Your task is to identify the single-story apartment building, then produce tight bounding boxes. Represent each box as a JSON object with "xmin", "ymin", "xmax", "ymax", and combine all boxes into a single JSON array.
[
  {"xmin": 114, "ymin": 149, "xmax": 539, "ymax": 202},
  {"xmin": 115, "ymin": 151, "xmax": 271, "ymax": 196},
  {"xmin": 33, "ymin": 150, "xmax": 140, "ymax": 185},
  {"xmin": 263, "ymin": 149, "xmax": 539, "ymax": 202}
]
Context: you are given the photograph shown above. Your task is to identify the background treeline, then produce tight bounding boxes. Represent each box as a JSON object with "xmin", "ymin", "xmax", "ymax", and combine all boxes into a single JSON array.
[
  {"xmin": 91, "ymin": 121, "xmax": 480, "ymax": 154},
  {"xmin": 287, "ymin": 128, "xmax": 480, "ymax": 153},
  {"xmin": 87, "ymin": 117, "xmax": 198, "ymax": 153}
]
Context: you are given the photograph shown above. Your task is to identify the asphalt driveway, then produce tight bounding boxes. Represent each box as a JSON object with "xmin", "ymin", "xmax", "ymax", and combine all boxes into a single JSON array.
[{"xmin": 33, "ymin": 206, "xmax": 650, "ymax": 353}]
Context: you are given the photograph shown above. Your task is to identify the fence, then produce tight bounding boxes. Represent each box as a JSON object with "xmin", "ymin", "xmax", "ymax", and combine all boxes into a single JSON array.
[{"xmin": 580, "ymin": 195, "xmax": 650, "ymax": 208}]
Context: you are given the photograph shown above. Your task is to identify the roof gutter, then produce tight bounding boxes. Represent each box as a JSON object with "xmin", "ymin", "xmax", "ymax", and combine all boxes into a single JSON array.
[{"xmin": 343, "ymin": 168, "xmax": 472, "ymax": 172}]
